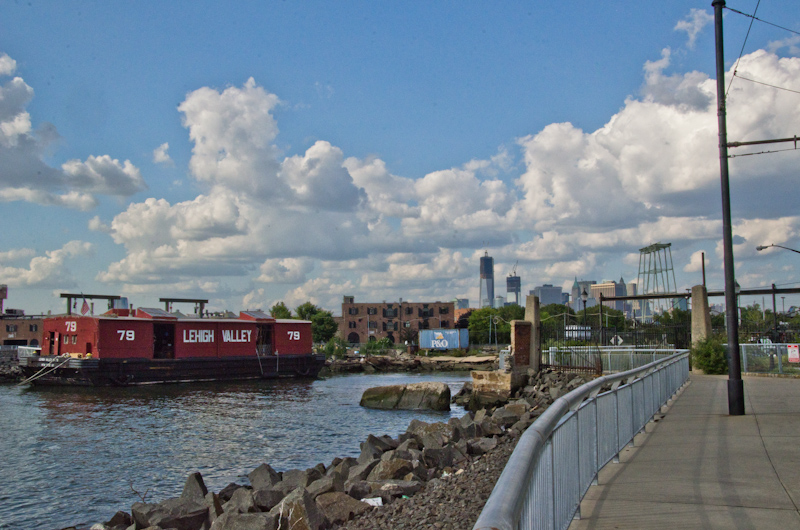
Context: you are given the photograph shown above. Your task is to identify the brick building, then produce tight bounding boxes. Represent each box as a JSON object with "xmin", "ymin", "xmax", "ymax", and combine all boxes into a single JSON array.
[
  {"xmin": 340, "ymin": 296, "xmax": 455, "ymax": 345},
  {"xmin": 1, "ymin": 313, "xmax": 45, "ymax": 346},
  {"xmin": 0, "ymin": 285, "xmax": 45, "ymax": 346}
]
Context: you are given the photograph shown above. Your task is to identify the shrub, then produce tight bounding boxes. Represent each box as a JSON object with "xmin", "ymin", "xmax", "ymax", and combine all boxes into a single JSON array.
[
  {"xmin": 323, "ymin": 337, "xmax": 349, "ymax": 359},
  {"xmin": 692, "ymin": 336, "xmax": 728, "ymax": 374},
  {"xmin": 363, "ymin": 337, "xmax": 394, "ymax": 355}
]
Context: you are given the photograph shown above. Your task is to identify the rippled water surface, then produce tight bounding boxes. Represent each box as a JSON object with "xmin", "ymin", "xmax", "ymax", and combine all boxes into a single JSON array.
[{"xmin": 0, "ymin": 372, "xmax": 470, "ymax": 530}]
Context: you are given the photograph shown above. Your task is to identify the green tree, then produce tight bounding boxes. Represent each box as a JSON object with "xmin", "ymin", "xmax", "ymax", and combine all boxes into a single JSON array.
[
  {"xmin": 270, "ymin": 301, "xmax": 292, "ymax": 319},
  {"xmin": 540, "ymin": 303, "xmax": 575, "ymax": 318},
  {"xmin": 598, "ymin": 307, "xmax": 627, "ymax": 329},
  {"xmin": 498, "ymin": 304, "xmax": 525, "ymax": 323},
  {"xmin": 654, "ymin": 307, "xmax": 691, "ymax": 326},
  {"xmin": 399, "ymin": 325, "xmax": 419, "ymax": 345},
  {"xmin": 468, "ymin": 307, "xmax": 496, "ymax": 344},
  {"xmin": 295, "ymin": 301, "xmax": 320, "ymax": 321},
  {"xmin": 467, "ymin": 307, "xmax": 519, "ymax": 345},
  {"xmin": 311, "ymin": 310, "xmax": 338, "ymax": 343}
]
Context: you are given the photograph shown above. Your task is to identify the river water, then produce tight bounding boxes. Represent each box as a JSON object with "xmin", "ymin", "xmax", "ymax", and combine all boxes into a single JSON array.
[{"xmin": 0, "ymin": 372, "xmax": 470, "ymax": 530}]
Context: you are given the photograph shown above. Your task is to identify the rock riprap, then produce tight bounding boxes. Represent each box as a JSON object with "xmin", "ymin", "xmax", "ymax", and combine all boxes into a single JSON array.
[{"xmin": 95, "ymin": 369, "xmax": 592, "ymax": 530}]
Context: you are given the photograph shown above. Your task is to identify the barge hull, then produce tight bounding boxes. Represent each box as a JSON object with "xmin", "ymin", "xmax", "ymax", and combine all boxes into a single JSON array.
[{"xmin": 19, "ymin": 354, "xmax": 326, "ymax": 386}]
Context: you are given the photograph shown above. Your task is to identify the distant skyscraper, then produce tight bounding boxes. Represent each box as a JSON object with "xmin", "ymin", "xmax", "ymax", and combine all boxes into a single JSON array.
[
  {"xmin": 571, "ymin": 277, "xmax": 597, "ymax": 312},
  {"xmin": 479, "ymin": 251, "xmax": 494, "ymax": 308},
  {"xmin": 506, "ymin": 274, "xmax": 521, "ymax": 305},
  {"xmin": 531, "ymin": 284, "xmax": 563, "ymax": 306}
]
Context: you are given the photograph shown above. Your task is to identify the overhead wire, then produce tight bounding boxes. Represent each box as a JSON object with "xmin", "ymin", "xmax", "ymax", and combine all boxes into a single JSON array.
[
  {"xmin": 724, "ymin": 3, "xmax": 800, "ymax": 97},
  {"xmin": 724, "ymin": 5, "xmax": 800, "ymax": 37},
  {"xmin": 729, "ymin": 146, "xmax": 798, "ymax": 158},
  {"xmin": 732, "ymin": 73, "xmax": 800, "ymax": 95},
  {"xmin": 726, "ymin": 0, "xmax": 761, "ymax": 96}
]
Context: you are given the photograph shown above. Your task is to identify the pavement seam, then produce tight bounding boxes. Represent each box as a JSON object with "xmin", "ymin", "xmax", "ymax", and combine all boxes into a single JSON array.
[{"xmin": 746, "ymin": 379, "xmax": 800, "ymax": 514}]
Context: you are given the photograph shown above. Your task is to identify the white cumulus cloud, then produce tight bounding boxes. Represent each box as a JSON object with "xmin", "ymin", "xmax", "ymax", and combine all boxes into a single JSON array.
[
  {"xmin": 0, "ymin": 241, "xmax": 93, "ymax": 287},
  {"xmin": 153, "ymin": 142, "xmax": 173, "ymax": 166},
  {"xmin": 0, "ymin": 54, "xmax": 146, "ymax": 209}
]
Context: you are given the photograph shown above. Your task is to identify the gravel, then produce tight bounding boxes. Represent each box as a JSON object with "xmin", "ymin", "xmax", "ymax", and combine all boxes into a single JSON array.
[{"xmin": 335, "ymin": 431, "xmax": 520, "ymax": 530}]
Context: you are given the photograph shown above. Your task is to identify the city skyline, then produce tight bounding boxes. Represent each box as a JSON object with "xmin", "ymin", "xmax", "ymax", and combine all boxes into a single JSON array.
[{"xmin": 1, "ymin": 2, "xmax": 799, "ymax": 315}]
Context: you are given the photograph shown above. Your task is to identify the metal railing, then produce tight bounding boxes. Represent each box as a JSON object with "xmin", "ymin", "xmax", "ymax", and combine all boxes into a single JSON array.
[
  {"xmin": 543, "ymin": 346, "xmax": 678, "ymax": 374},
  {"xmin": 473, "ymin": 350, "xmax": 690, "ymax": 530}
]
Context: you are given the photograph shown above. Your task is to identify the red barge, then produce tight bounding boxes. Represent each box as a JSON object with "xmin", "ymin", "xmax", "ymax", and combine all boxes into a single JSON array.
[{"xmin": 17, "ymin": 308, "xmax": 326, "ymax": 386}]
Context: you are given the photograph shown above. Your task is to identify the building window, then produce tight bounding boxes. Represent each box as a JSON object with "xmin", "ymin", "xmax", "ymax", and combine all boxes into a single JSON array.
[
  {"xmin": 72, "ymin": 335, "xmax": 78, "ymax": 344},
  {"xmin": 405, "ymin": 307, "xmax": 413, "ymax": 315},
  {"xmin": 383, "ymin": 308, "xmax": 398, "ymax": 318},
  {"xmin": 348, "ymin": 307, "xmax": 359, "ymax": 315},
  {"xmin": 368, "ymin": 321, "xmax": 377, "ymax": 329},
  {"xmin": 63, "ymin": 335, "xmax": 69, "ymax": 344},
  {"xmin": 439, "ymin": 307, "xmax": 449, "ymax": 315},
  {"xmin": 6, "ymin": 324, "xmax": 18, "ymax": 332},
  {"xmin": 348, "ymin": 321, "xmax": 357, "ymax": 328},
  {"xmin": 367, "ymin": 307, "xmax": 377, "ymax": 316},
  {"xmin": 29, "ymin": 324, "xmax": 38, "ymax": 332}
]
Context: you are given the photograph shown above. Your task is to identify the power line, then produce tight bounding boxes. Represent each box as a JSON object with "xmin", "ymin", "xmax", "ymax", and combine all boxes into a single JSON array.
[
  {"xmin": 724, "ymin": 6, "xmax": 800, "ymax": 36},
  {"xmin": 728, "ymin": 146, "xmax": 798, "ymax": 158},
  {"xmin": 726, "ymin": 0, "xmax": 761, "ymax": 96},
  {"xmin": 733, "ymin": 72, "xmax": 800, "ymax": 95}
]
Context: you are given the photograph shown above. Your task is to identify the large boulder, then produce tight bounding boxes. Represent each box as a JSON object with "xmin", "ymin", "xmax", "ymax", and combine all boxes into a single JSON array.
[
  {"xmin": 249, "ymin": 464, "xmax": 281, "ymax": 490},
  {"xmin": 360, "ymin": 382, "xmax": 451, "ymax": 411},
  {"xmin": 131, "ymin": 498, "xmax": 208, "ymax": 530},
  {"xmin": 315, "ymin": 492, "xmax": 372, "ymax": 525},
  {"xmin": 210, "ymin": 512, "xmax": 279, "ymax": 530},
  {"xmin": 366, "ymin": 459, "xmax": 413, "ymax": 481},
  {"xmin": 306, "ymin": 472, "xmax": 345, "ymax": 499},
  {"xmin": 396, "ymin": 382, "xmax": 451, "ymax": 411},
  {"xmin": 223, "ymin": 488, "xmax": 258, "ymax": 514},
  {"xmin": 269, "ymin": 488, "xmax": 327, "ymax": 530},
  {"xmin": 359, "ymin": 384, "xmax": 404, "ymax": 409},
  {"xmin": 181, "ymin": 472, "xmax": 209, "ymax": 505},
  {"xmin": 253, "ymin": 488, "xmax": 286, "ymax": 512},
  {"xmin": 347, "ymin": 460, "xmax": 379, "ymax": 482}
]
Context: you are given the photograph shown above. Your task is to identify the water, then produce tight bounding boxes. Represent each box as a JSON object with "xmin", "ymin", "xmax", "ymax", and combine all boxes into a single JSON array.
[{"xmin": 0, "ymin": 372, "xmax": 470, "ymax": 530}]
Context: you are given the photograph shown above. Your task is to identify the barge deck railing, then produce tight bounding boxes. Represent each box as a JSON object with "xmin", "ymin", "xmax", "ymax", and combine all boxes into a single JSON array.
[{"xmin": 473, "ymin": 350, "xmax": 690, "ymax": 530}]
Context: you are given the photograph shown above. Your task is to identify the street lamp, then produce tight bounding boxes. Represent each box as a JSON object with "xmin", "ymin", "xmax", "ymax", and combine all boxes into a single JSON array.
[
  {"xmin": 581, "ymin": 288, "xmax": 588, "ymax": 328},
  {"xmin": 756, "ymin": 244, "xmax": 800, "ymax": 255}
]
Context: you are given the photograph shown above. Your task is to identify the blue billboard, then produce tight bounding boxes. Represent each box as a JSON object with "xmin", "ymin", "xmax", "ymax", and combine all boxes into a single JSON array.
[{"xmin": 419, "ymin": 329, "xmax": 469, "ymax": 350}]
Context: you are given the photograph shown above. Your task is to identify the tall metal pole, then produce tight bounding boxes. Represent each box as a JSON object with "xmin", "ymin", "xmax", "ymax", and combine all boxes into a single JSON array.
[
  {"xmin": 772, "ymin": 284, "xmax": 778, "ymax": 339},
  {"xmin": 713, "ymin": 0, "xmax": 744, "ymax": 415}
]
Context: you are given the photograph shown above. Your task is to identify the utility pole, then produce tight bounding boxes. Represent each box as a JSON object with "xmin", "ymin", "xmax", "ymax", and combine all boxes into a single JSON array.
[{"xmin": 713, "ymin": 0, "xmax": 744, "ymax": 415}]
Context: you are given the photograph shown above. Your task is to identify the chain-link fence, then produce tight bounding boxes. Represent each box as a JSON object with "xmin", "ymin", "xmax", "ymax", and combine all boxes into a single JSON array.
[{"xmin": 739, "ymin": 343, "xmax": 800, "ymax": 375}]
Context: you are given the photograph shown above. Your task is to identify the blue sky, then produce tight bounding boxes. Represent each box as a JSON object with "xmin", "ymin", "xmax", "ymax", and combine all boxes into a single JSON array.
[{"xmin": 1, "ymin": 1, "xmax": 799, "ymax": 316}]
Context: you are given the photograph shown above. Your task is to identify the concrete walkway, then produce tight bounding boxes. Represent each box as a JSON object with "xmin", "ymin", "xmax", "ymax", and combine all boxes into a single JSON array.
[{"xmin": 569, "ymin": 374, "xmax": 800, "ymax": 529}]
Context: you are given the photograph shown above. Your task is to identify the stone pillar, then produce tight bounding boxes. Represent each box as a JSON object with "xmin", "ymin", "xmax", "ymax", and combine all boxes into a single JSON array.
[
  {"xmin": 691, "ymin": 285, "xmax": 712, "ymax": 347},
  {"xmin": 510, "ymin": 320, "xmax": 531, "ymax": 370},
  {"xmin": 525, "ymin": 294, "xmax": 542, "ymax": 373}
]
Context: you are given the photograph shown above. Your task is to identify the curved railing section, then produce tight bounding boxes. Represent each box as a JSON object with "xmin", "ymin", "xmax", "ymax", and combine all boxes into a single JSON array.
[{"xmin": 473, "ymin": 350, "xmax": 690, "ymax": 530}]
